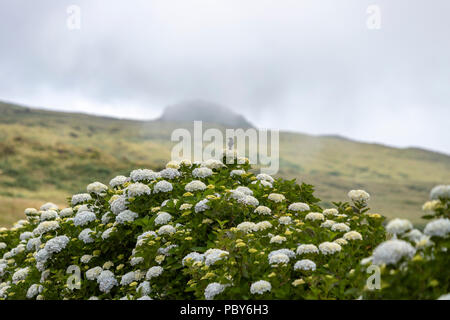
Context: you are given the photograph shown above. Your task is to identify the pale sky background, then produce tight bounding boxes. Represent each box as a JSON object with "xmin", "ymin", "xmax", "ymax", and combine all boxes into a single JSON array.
[{"xmin": 0, "ymin": 0, "xmax": 449, "ymax": 154}]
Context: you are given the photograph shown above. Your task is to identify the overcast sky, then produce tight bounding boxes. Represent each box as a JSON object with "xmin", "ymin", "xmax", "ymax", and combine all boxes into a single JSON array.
[{"xmin": 0, "ymin": 0, "xmax": 449, "ymax": 154}]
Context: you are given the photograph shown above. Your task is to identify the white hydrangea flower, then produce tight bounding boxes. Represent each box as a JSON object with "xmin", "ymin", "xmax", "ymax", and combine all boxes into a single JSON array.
[
  {"xmin": 0, "ymin": 242, "xmax": 6, "ymax": 250},
  {"xmin": 294, "ymin": 259, "xmax": 316, "ymax": 271},
  {"xmin": 40, "ymin": 269, "xmax": 50, "ymax": 283},
  {"xmin": 323, "ymin": 208, "xmax": 339, "ymax": 216},
  {"xmin": 13, "ymin": 219, "xmax": 29, "ymax": 228},
  {"xmin": 182, "ymin": 252, "xmax": 205, "ymax": 266},
  {"xmin": 73, "ymin": 211, "xmax": 96, "ymax": 227},
  {"xmin": 130, "ymin": 169, "xmax": 159, "ymax": 182},
  {"xmin": 12, "ymin": 267, "xmax": 29, "ymax": 284},
  {"xmin": 268, "ymin": 193, "xmax": 285, "ymax": 203},
  {"xmin": 268, "ymin": 249, "xmax": 296, "ymax": 260},
  {"xmin": 75, "ymin": 204, "xmax": 91, "ymax": 212},
  {"xmin": 372, "ymin": 239, "xmax": 416, "ymax": 265},
  {"xmin": 305, "ymin": 212, "xmax": 325, "ymax": 221},
  {"xmin": 0, "ymin": 263, "xmax": 7, "ymax": 277},
  {"xmin": 101, "ymin": 212, "xmax": 113, "ymax": 224},
  {"xmin": 157, "ymin": 245, "xmax": 178, "ymax": 258},
  {"xmin": 256, "ymin": 174, "xmax": 275, "ymax": 183},
  {"xmin": 229, "ymin": 190, "xmax": 245, "ymax": 201},
  {"xmin": 254, "ymin": 206, "xmax": 272, "ymax": 215},
  {"xmin": 116, "ymin": 210, "xmax": 138, "ymax": 224},
  {"xmin": 110, "ymin": 196, "xmax": 128, "ymax": 215},
  {"xmin": 71, "ymin": 193, "xmax": 92, "ymax": 205},
  {"xmin": 40, "ymin": 210, "xmax": 58, "ymax": 221},
  {"xmin": 154, "ymin": 180, "xmax": 173, "ymax": 193},
  {"xmin": 270, "ymin": 235, "xmax": 287, "ymax": 244},
  {"xmin": 180, "ymin": 159, "xmax": 192, "ymax": 167},
  {"xmin": 201, "ymin": 159, "xmax": 224, "ymax": 170},
  {"xmin": 255, "ymin": 221, "xmax": 272, "ymax": 231},
  {"xmin": 278, "ymin": 216, "xmax": 292, "ymax": 225},
  {"xmin": 334, "ymin": 238, "xmax": 348, "ymax": 246},
  {"xmin": 179, "ymin": 203, "xmax": 193, "ymax": 210},
  {"xmin": 415, "ymin": 235, "xmax": 434, "ymax": 249},
  {"xmin": 44, "ymin": 235, "xmax": 69, "ymax": 254},
  {"xmin": 422, "ymin": 200, "xmax": 441, "ymax": 212},
  {"xmin": 137, "ymin": 281, "xmax": 151, "ymax": 295},
  {"xmin": 126, "ymin": 183, "xmax": 151, "ymax": 197},
  {"xmin": 238, "ymin": 195, "xmax": 259, "ymax": 207},
  {"xmin": 137, "ymin": 231, "xmax": 157, "ymax": 242},
  {"xmin": 321, "ymin": 220, "xmax": 336, "ymax": 228},
  {"xmin": 24, "ymin": 208, "xmax": 38, "ymax": 216},
  {"xmin": 130, "ymin": 257, "xmax": 144, "ymax": 266},
  {"xmin": 109, "ymin": 175, "xmax": 129, "ymax": 187},
  {"xmin": 403, "ymin": 229, "xmax": 423, "ymax": 242},
  {"xmin": 204, "ymin": 249, "xmax": 229, "ymax": 266},
  {"xmin": 236, "ymin": 222, "xmax": 257, "ymax": 234},
  {"xmin": 250, "ymin": 280, "xmax": 271, "ymax": 295},
  {"xmin": 154, "ymin": 212, "xmax": 173, "ymax": 225},
  {"xmin": 437, "ymin": 293, "xmax": 450, "ymax": 300},
  {"xmin": 343, "ymin": 231, "xmax": 363, "ymax": 241},
  {"xmin": 80, "ymin": 255, "xmax": 93, "ymax": 264},
  {"xmin": 166, "ymin": 160, "xmax": 180, "ymax": 169},
  {"xmin": 26, "ymin": 284, "xmax": 43, "ymax": 299},
  {"xmin": 269, "ymin": 253, "xmax": 290, "ymax": 265},
  {"xmin": 34, "ymin": 248, "xmax": 50, "ymax": 265},
  {"xmin": 87, "ymin": 182, "xmax": 108, "ymax": 195},
  {"xmin": 159, "ymin": 168, "xmax": 181, "ymax": 179},
  {"xmin": 79, "ymin": 228, "xmax": 95, "ymax": 244},
  {"xmin": 101, "ymin": 227, "xmax": 114, "ymax": 240},
  {"xmin": 235, "ymin": 186, "xmax": 253, "ymax": 195},
  {"xmin": 348, "ymin": 189, "xmax": 370, "ymax": 203},
  {"xmin": 120, "ymin": 271, "xmax": 136, "ymax": 286},
  {"xmin": 230, "ymin": 169, "xmax": 245, "ymax": 177},
  {"xmin": 386, "ymin": 218, "xmax": 413, "ymax": 235},
  {"xmin": 360, "ymin": 257, "xmax": 373, "ymax": 265},
  {"xmin": 331, "ymin": 223, "xmax": 351, "ymax": 232},
  {"xmin": 157, "ymin": 225, "xmax": 176, "ymax": 236},
  {"xmin": 185, "ymin": 180, "xmax": 207, "ymax": 192},
  {"xmin": 424, "ymin": 218, "xmax": 450, "ymax": 238},
  {"xmin": 319, "ymin": 242, "xmax": 342, "ymax": 255},
  {"xmin": 204, "ymin": 282, "xmax": 226, "ymax": 300},
  {"xmin": 288, "ymin": 202, "xmax": 310, "ymax": 212},
  {"xmin": 11, "ymin": 244, "xmax": 26, "ymax": 256},
  {"xmin": 296, "ymin": 244, "xmax": 319, "ymax": 255},
  {"xmin": 97, "ymin": 270, "xmax": 118, "ymax": 293},
  {"xmin": 19, "ymin": 231, "xmax": 33, "ymax": 241},
  {"xmin": 40, "ymin": 202, "xmax": 59, "ymax": 211},
  {"xmin": 59, "ymin": 208, "xmax": 74, "ymax": 218},
  {"xmin": 26, "ymin": 238, "xmax": 41, "ymax": 252},
  {"xmin": 146, "ymin": 266, "xmax": 163, "ymax": 279},
  {"xmin": 430, "ymin": 185, "xmax": 450, "ymax": 200},
  {"xmin": 86, "ymin": 266, "xmax": 103, "ymax": 280},
  {"xmin": 195, "ymin": 199, "xmax": 210, "ymax": 213},
  {"xmin": 192, "ymin": 167, "xmax": 213, "ymax": 178}
]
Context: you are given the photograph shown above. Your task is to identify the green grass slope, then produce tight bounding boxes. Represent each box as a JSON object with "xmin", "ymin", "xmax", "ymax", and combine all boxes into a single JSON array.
[{"xmin": 1, "ymin": 101, "xmax": 449, "ymax": 226}]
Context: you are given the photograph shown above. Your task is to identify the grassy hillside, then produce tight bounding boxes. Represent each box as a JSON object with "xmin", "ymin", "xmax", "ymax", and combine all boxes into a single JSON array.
[{"xmin": 1, "ymin": 101, "xmax": 449, "ymax": 226}]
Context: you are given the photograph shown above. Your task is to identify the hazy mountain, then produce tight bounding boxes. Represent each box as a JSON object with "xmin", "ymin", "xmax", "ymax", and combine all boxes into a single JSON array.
[{"xmin": 159, "ymin": 100, "xmax": 254, "ymax": 128}]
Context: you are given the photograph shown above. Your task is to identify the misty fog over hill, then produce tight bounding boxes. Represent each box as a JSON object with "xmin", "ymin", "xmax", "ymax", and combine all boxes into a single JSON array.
[{"xmin": 158, "ymin": 100, "xmax": 254, "ymax": 128}]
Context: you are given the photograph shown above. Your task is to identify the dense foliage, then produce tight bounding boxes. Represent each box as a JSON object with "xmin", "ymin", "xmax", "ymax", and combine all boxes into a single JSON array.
[{"xmin": 0, "ymin": 156, "xmax": 448, "ymax": 300}]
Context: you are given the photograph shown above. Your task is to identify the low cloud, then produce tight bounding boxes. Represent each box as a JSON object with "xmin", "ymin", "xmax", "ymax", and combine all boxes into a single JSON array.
[{"xmin": 0, "ymin": 0, "xmax": 449, "ymax": 153}]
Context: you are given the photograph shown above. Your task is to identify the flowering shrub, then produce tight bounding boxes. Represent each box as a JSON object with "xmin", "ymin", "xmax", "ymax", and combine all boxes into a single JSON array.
[
  {"xmin": 0, "ymin": 156, "xmax": 446, "ymax": 300},
  {"xmin": 351, "ymin": 185, "xmax": 450, "ymax": 299}
]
